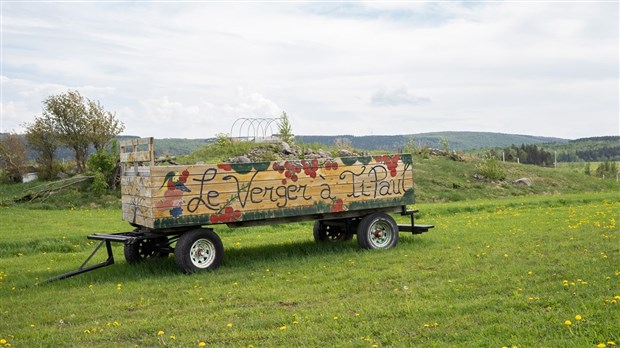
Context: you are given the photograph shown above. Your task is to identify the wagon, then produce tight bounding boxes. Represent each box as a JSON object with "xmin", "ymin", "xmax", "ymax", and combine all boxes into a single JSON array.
[{"xmin": 48, "ymin": 138, "xmax": 433, "ymax": 281}]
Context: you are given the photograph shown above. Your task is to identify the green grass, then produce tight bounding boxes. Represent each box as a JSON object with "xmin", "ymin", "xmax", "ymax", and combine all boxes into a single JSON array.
[
  {"xmin": 1, "ymin": 192, "xmax": 618, "ymax": 347},
  {"xmin": 413, "ymin": 157, "xmax": 619, "ymax": 203}
]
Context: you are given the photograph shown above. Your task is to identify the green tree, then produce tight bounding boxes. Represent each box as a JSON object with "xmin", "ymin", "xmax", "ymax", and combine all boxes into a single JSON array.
[
  {"xmin": 0, "ymin": 132, "xmax": 28, "ymax": 183},
  {"xmin": 277, "ymin": 111, "xmax": 294, "ymax": 144},
  {"xmin": 24, "ymin": 116, "xmax": 60, "ymax": 179},
  {"xmin": 42, "ymin": 90, "xmax": 124, "ymax": 173},
  {"xmin": 439, "ymin": 136, "xmax": 450, "ymax": 152},
  {"xmin": 42, "ymin": 90, "xmax": 91, "ymax": 173},
  {"xmin": 404, "ymin": 135, "xmax": 416, "ymax": 154},
  {"xmin": 87, "ymin": 99, "xmax": 125, "ymax": 151}
]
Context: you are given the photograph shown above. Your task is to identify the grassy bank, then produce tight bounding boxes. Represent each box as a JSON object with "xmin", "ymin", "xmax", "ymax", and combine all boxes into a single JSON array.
[{"xmin": 1, "ymin": 192, "xmax": 618, "ymax": 347}]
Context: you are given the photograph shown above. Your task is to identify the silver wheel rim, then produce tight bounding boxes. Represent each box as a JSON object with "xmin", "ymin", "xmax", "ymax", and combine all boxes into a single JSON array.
[
  {"xmin": 368, "ymin": 220, "xmax": 393, "ymax": 248},
  {"xmin": 189, "ymin": 238, "xmax": 216, "ymax": 269}
]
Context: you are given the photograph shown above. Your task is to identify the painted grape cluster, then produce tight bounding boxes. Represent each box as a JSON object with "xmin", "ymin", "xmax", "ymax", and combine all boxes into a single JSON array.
[
  {"xmin": 301, "ymin": 159, "xmax": 320, "ymax": 178},
  {"xmin": 375, "ymin": 154, "xmax": 401, "ymax": 177},
  {"xmin": 324, "ymin": 160, "xmax": 339, "ymax": 171},
  {"xmin": 272, "ymin": 161, "xmax": 302, "ymax": 185},
  {"xmin": 210, "ymin": 206, "xmax": 242, "ymax": 224}
]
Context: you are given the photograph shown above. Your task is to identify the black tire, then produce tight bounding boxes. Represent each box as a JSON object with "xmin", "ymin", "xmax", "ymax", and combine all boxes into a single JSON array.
[
  {"xmin": 124, "ymin": 236, "xmax": 169, "ymax": 264},
  {"xmin": 174, "ymin": 229, "xmax": 223, "ymax": 273},
  {"xmin": 356, "ymin": 213, "xmax": 399, "ymax": 249},
  {"xmin": 313, "ymin": 221, "xmax": 353, "ymax": 242}
]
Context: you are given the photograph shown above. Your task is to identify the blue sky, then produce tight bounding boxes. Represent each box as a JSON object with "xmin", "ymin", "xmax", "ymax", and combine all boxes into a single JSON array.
[{"xmin": 1, "ymin": 1, "xmax": 618, "ymax": 139}]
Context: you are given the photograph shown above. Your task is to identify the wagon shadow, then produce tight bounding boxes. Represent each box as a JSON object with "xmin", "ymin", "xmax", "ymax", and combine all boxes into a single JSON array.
[{"xmin": 39, "ymin": 234, "xmax": 430, "ymax": 285}]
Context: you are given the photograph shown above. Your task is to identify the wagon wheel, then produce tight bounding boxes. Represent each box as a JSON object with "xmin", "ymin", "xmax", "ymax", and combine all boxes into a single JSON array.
[
  {"xmin": 313, "ymin": 221, "xmax": 353, "ymax": 242},
  {"xmin": 174, "ymin": 229, "xmax": 223, "ymax": 273},
  {"xmin": 124, "ymin": 236, "xmax": 170, "ymax": 264},
  {"xmin": 356, "ymin": 213, "xmax": 399, "ymax": 249}
]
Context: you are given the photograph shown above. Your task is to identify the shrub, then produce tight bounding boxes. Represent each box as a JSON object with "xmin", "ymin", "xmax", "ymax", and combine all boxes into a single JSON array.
[{"xmin": 475, "ymin": 155, "xmax": 506, "ymax": 181}]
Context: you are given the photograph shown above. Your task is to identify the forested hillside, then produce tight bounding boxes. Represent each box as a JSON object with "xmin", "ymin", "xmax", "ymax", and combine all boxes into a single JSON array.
[{"xmin": 542, "ymin": 136, "xmax": 620, "ymax": 162}]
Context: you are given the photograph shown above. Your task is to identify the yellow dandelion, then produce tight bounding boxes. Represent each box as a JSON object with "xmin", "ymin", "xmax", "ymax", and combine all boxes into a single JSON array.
[
  {"xmin": 0, "ymin": 339, "xmax": 6, "ymax": 345},
  {"xmin": 597, "ymin": 344, "xmax": 606, "ymax": 348},
  {"xmin": 170, "ymin": 335, "xmax": 176, "ymax": 340},
  {"xmin": 608, "ymin": 341, "xmax": 616, "ymax": 346},
  {"xmin": 279, "ymin": 325, "xmax": 287, "ymax": 330},
  {"xmin": 157, "ymin": 330, "xmax": 164, "ymax": 336},
  {"xmin": 574, "ymin": 314, "xmax": 582, "ymax": 321},
  {"xmin": 333, "ymin": 316, "xmax": 339, "ymax": 320},
  {"xmin": 564, "ymin": 320, "xmax": 572, "ymax": 326},
  {"xmin": 614, "ymin": 295, "xmax": 620, "ymax": 300},
  {"xmin": 227, "ymin": 323, "xmax": 233, "ymax": 328},
  {"xmin": 293, "ymin": 320, "xmax": 299, "ymax": 325},
  {"xmin": 198, "ymin": 341, "xmax": 206, "ymax": 347}
]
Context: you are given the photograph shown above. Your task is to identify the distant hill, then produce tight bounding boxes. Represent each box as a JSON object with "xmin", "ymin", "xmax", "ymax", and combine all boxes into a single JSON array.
[
  {"xmin": 92, "ymin": 132, "xmax": 573, "ymax": 156},
  {"xmin": 296, "ymin": 132, "xmax": 567, "ymax": 151}
]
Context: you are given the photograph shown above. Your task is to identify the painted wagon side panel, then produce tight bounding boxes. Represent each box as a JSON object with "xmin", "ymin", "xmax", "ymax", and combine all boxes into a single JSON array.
[{"xmin": 121, "ymin": 154, "xmax": 414, "ymax": 229}]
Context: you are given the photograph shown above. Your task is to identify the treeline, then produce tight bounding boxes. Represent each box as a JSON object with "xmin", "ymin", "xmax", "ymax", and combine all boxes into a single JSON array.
[
  {"xmin": 548, "ymin": 136, "xmax": 620, "ymax": 162},
  {"xmin": 557, "ymin": 146, "xmax": 620, "ymax": 162},
  {"xmin": 489, "ymin": 144, "xmax": 555, "ymax": 167}
]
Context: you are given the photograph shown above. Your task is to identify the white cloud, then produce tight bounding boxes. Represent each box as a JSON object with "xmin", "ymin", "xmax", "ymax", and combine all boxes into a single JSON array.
[
  {"xmin": 371, "ymin": 86, "xmax": 430, "ymax": 107},
  {"xmin": 126, "ymin": 89, "xmax": 282, "ymax": 138},
  {"xmin": 1, "ymin": 2, "xmax": 618, "ymax": 139}
]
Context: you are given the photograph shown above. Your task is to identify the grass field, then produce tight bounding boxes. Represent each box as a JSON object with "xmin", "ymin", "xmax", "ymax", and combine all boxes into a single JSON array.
[{"xmin": 0, "ymin": 191, "xmax": 618, "ymax": 347}]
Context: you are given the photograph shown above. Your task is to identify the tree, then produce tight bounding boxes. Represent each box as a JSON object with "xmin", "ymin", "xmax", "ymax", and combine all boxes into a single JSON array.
[
  {"xmin": 277, "ymin": 111, "xmax": 294, "ymax": 144},
  {"xmin": 42, "ymin": 90, "xmax": 124, "ymax": 173},
  {"xmin": 0, "ymin": 132, "xmax": 28, "ymax": 183},
  {"xmin": 87, "ymin": 99, "xmax": 125, "ymax": 151},
  {"xmin": 439, "ymin": 136, "xmax": 450, "ymax": 152},
  {"xmin": 24, "ymin": 116, "xmax": 60, "ymax": 180},
  {"xmin": 43, "ymin": 90, "xmax": 91, "ymax": 173}
]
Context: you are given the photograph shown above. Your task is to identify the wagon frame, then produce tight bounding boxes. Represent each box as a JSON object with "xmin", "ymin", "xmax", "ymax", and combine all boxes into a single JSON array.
[{"xmin": 46, "ymin": 138, "xmax": 433, "ymax": 282}]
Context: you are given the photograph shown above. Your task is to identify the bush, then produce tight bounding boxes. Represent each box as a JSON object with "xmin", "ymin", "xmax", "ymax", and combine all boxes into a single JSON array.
[
  {"xmin": 475, "ymin": 155, "xmax": 506, "ymax": 181},
  {"xmin": 89, "ymin": 171, "xmax": 109, "ymax": 196}
]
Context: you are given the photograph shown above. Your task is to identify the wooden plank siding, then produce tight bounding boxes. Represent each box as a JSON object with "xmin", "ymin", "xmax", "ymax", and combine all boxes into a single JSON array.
[{"xmin": 121, "ymin": 149, "xmax": 414, "ymax": 229}]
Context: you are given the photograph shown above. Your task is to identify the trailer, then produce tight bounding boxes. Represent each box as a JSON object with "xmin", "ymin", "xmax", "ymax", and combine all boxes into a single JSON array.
[{"xmin": 47, "ymin": 138, "xmax": 433, "ymax": 282}]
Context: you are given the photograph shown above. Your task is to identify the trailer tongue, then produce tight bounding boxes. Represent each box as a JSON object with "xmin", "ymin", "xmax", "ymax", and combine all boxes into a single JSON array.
[{"xmin": 46, "ymin": 138, "xmax": 433, "ymax": 282}]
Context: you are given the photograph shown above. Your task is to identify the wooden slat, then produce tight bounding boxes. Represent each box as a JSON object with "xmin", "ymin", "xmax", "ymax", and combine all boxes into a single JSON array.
[
  {"xmin": 119, "ymin": 137, "xmax": 154, "ymax": 165},
  {"xmin": 119, "ymin": 137, "xmax": 153, "ymax": 147},
  {"xmin": 120, "ymin": 151, "xmax": 152, "ymax": 163},
  {"xmin": 121, "ymin": 154, "xmax": 415, "ymax": 228}
]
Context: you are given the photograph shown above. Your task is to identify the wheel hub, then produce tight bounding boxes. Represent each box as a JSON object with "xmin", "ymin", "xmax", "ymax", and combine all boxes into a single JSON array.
[{"xmin": 190, "ymin": 239, "xmax": 215, "ymax": 268}]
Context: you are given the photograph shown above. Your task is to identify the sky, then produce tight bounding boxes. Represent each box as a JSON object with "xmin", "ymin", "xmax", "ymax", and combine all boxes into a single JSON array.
[{"xmin": 1, "ymin": 1, "xmax": 619, "ymax": 140}]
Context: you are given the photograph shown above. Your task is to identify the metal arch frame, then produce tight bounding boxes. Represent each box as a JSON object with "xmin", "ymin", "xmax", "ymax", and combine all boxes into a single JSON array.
[{"xmin": 230, "ymin": 117, "xmax": 280, "ymax": 141}]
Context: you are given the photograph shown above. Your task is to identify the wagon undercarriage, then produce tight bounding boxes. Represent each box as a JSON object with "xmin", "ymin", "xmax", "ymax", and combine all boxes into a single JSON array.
[{"xmin": 45, "ymin": 207, "xmax": 432, "ymax": 283}]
